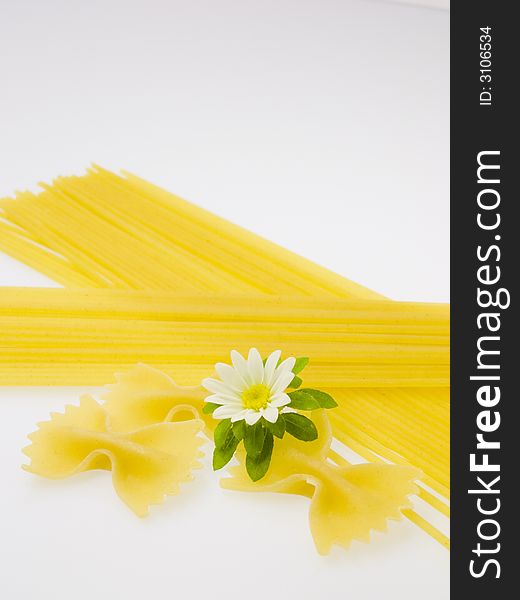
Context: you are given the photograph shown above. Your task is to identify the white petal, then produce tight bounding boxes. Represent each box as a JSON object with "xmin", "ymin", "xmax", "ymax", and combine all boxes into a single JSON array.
[
  {"xmin": 270, "ymin": 371, "xmax": 294, "ymax": 395},
  {"xmin": 247, "ymin": 348, "xmax": 264, "ymax": 384},
  {"xmin": 202, "ymin": 377, "xmax": 237, "ymax": 397},
  {"xmin": 230, "ymin": 350, "xmax": 252, "ymax": 385},
  {"xmin": 281, "ymin": 406, "xmax": 297, "ymax": 414},
  {"xmin": 215, "ymin": 362, "xmax": 247, "ymax": 392},
  {"xmin": 204, "ymin": 393, "xmax": 227, "ymax": 406},
  {"xmin": 262, "ymin": 406, "xmax": 279, "ymax": 423},
  {"xmin": 230, "ymin": 409, "xmax": 249, "ymax": 423},
  {"xmin": 244, "ymin": 410, "xmax": 262, "ymax": 425},
  {"xmin": 269, "ymin": 393, "xmax": 291, "ymax": 408},
  {"xmin": 263, "ymin": 350, "xmax": 281, "ymax": 387},
  {"xmin": 213, "ymin": 404, "xmax": 243, "ymax": 419},
  {"xmin": 270, "ymin": 356, "xmax": 296, "ymax": 392},
  {"xmin": 274, "ymin": 356, "xmax": 296, "ymax": 378},
  {"xmin": 206, "ymin": 393, "xmax": 243, "ymax": 406}
]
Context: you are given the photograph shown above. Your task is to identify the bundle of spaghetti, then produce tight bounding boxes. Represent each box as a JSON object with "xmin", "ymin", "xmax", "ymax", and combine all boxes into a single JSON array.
[
  {"xmin": 0, "ymin": 166, "xmax": 382, "ymax": 297},
  {"xmin": 0, "ymin": 167, "xmax": 449, "ymax": 545},
  {"xmin": 330, "ymin": 388, "xmax": 448, "ymax": 497},
  {"xmin": 0, "ymin": 289, "xmax": 449, "ymax": 388},
  {"xmin": 329, "ymin": 387, "xmax": 449, "ymax": 548},
  {"xmin": 0, "ymin": 288, "xmax": 449, "ymax": 326}
]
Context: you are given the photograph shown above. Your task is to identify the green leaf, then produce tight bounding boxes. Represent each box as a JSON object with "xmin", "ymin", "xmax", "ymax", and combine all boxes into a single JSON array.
[
  {"xmin": 246, "ymin": 432, "xmax": 274, "ymax": 481},
  {"xmin": 203, "ymin": 402, "xmax": 219, "ymax": 414},
  {"xmin": 264, "ymin": 415, "xmax": 285, "ymax": 439},
  {"xmin": 214, "ymin": 419, "xmax": 233, "ymax": 448},
  {"xmin": 292, "ymin": 357, "xmax": 309, "ymax": 374},
  {"xmin": 288, "ymin": 375, "xmax": 302, "ymax": 389},
  {"xmin": 232, "ymin": 420, "xmax": 246, "ymax": 441},
  {"xmin": 213, "ymin": 431, "xmax": 239, "ymax": 470},
  {"xmin": 284, "ymin": 413, "xmax": 318, "ymax": 441},
  {"xmin": 244, "ymin": 420, "xmax": 266, "ymax": 458},
  {"xmin": 288, "ymin": 390, "xmax": 320, "ymax": 410},
  {"xmin": 299, "ymin": 388, "xmax": 338, "ymax": 409}
]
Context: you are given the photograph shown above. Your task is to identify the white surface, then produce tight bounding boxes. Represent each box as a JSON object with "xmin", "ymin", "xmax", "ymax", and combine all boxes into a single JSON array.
[
  {"xmin": 378, "ymin": 0, "xmax": 450, "ymax": 11},
  {"xmin": 0, "ymin": 1, "xmax": 449, "ymax": 599}
]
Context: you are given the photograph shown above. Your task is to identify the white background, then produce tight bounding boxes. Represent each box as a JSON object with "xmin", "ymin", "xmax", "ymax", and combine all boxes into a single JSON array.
[{"xmin": 0, "ymin": 1, "xmax": 449, "ymax": 599}]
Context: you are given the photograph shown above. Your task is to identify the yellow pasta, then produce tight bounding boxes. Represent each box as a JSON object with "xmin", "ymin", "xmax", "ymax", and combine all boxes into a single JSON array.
[
  {"xmin": 22, "ymin": 364, "xmax": 420, "ymax": 552},
  {"xmin": 0, "ymin": 289, "xmax": 449, "ymax": 388},
  {"xmin": 328, "ymin": 449, "xmax": 450, "ymax": 549},
  {"xmin": 103, "ymin": 364, "xmax": 422, "ymax": 552},
  {"xmin": 330, "ymin": 388, "xmax": 448, "ymax": 498},
  {"xmin": 0, "ymin": 287, "xmax": 448, "ymax": 324},
  {"xmin": 222, "ymin": 411, "xmax": 420, "ymax": 554},
  {"xmin": 0, "ymin": 167, "xmax": 450, "ymax": 546},
  {"xmin": 3, "ymin": 290, "xmax": 450, "ymax": 513},
  {"xmin": 101, "ymin": 363, "xmax": 211, "ymax": 433},
  {"xmin": 0, "ymin": 166, "xmax": 382, "ymax": 297},
  {"xmin": 100, "ymin": 365, "xmax": 447, "ymax": 546},
  {"xmin": 23, "ymin": 393, "xmax": 205, "ymax": 517}
]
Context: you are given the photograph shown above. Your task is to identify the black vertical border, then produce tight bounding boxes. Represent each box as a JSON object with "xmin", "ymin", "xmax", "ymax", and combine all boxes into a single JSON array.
[{"xmin": 451, "ymin": 3, "xmax": 516, "ymax": 596}]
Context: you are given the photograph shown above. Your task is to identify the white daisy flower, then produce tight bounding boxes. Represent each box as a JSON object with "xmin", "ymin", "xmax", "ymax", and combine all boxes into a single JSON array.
[{"xmin": 202, "ymin": 348, "xmax": 295, "ymax": 426}]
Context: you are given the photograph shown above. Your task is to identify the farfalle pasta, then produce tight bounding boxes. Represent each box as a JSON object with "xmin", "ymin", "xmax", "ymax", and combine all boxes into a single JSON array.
[
  {"xmin": 221, "ymin": 410, "xmax": 420, "ymax": 553},
  {"xmin": 23, "ymin": 364, "xmax": 419, "ymax": 552},
  {"xmin": 105, "ymin": 365, "xmax": 423, "ymax": 551},
  {"xmin": 23, "ymin": 394, "xmax": 205, "ymax": 516},
  {"xmin": 102, "ymin": 364, "xmax": 212, "ymax": 433}
]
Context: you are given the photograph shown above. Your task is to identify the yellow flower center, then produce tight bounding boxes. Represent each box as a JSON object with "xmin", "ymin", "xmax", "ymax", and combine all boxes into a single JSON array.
[{"xmin": 242, "ymin": 384, "xmax": 271, "ymax": 410}]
